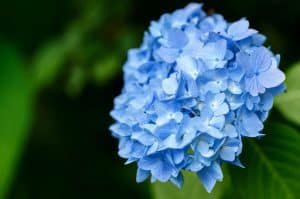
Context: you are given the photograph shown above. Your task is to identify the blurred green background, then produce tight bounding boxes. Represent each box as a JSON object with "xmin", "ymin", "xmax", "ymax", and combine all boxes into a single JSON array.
[{"xmin": 0, "ymin": 0, "xmax": 300, "ymax": 198}]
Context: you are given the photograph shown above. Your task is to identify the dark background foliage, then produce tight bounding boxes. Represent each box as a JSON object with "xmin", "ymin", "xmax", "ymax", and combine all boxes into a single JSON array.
[{"xmin": 0, "ymin": 0, "xmax": 299, "ymax": 198}]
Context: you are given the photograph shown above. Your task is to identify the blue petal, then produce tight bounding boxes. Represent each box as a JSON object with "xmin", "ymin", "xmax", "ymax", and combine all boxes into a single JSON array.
[
  {"xmin": 155, "ymin": 120, "xmax": 179, "ymax": 140},
  {"xmin": 118, "ymin": 138, "xmax": 133, "ymax": 158},
  {"xmin": 170, "ymin": 173, "xmax": 184, "ymax": 188},
  {"xmin": 228, "ymin": 80, "xmax": 242, "ymax": 94},
  {"xmin": 110, "ymin": 123, "xmax": 131, "ymax": 137},
  {"xmin": 183, "ymin": 3, "xmax": 205, "ymax": 19},
  {"xmin": 138, "ymin": 154, "xmax": 159, "ymax": 170},
  {"xmin": 186, "ymin": 159, "xmax": 204, "ymax": 172},
  {"xmin": 162, "ymin": 73, "xmax": 179, "ymax": 95},
  {"xmin": 227, "ymin": 18, "xmax": 257, "ymax": 41},
  {"xmin": 151, "ymin": 160, "xmax": 175, "ymax": 182},
  {"xmin": 259, "ymin": 93, "xmax": 273, "ymax": 111},
  {"xmin": 149, "ymin": 21, "xmax": 162, "ymax": 37},
  {"xmin": 126, "ymin": 49, "xmax": 150, "ymax": 68},
  {"xmin": 228, "ymin": 63, "xmax": 245, "ymax": 82},
  {"xmin": 236, "ymin": 51, "xmax": 253, "ymax": 73},
  {"xmin": 242, "ymin": 111, "xmax": 263, "ymax": 136},
  {"xmin": 172, "ymin": 150, "xmax": 185, "ymax": 164},
  {"xmin": 131, "ymin": 131, "xmax": 156, "ymax": 146},
  {"xmin": 156, "ymin": 47, "xmax": 179, "ymax": 63},
  {"xmin": 136, "ymin": 168, "xmax": 150, "ymax": 182},
  {"xmin": 167, "ymin": 29, "xmax": 188, "ymax": 48},
  {"xmin": 252, "ymin": 33, "xmax": 266, "ymax": 46},
  {"xmin": 197, "ymin": 140, "xmax": 216, "ymax": 157},
  {"xmin": 198, "ymin": 39, "xmax": 227, "ymax": 60},
  {"xmin": 177, "ymin": 56, "xmax": 200, "ymax": 79},
  {"xmin": 245, "ymin": 76, "xmax": 266, "ymax": 96},
  {"xmin": 207, "ymin": 126, "xmax": 224, "ymax": 139},
  {"xmin": 224, "ymin": 124, "xmax": 238, "ymax": 138},
  {"xmin": 197, "ymin": 162, "xmax": 223, "ymax": 193},
  {"xmin": 251, "ymin": 47, "xmax": 272, "ymax": 73},
  {"xmin": 220, "ymin": 146, "xmax": 237, "ymax": 161},
  {"xmin": 161, "ymin": 120, "xmax": 197, "ymax": 149},
  {"xmin": 231, "ymin": 158, "xmax": 245, "ymax": 168},
  {"xmin": 258, "ymin": 67, "xmax": 285, "ymax": 88},
  {"xmin": 131, "ymin": 142, "xmax": 147, "ymax": 158},
  {"xmin": 210, "ymin": 115, "xmax": 225, "ymax": 129},
  {"xmin": 269, "ymin": 84, "xmax": 286, "ymax": 95},
  {"xmin": 176, "ymin": 74, "xmax": 198, "ymax": 99}
]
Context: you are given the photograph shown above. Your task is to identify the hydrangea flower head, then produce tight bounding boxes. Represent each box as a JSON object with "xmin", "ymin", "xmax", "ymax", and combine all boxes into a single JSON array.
[{"xmin": 110, "ymin": 3, "xmax": 285, "ymax": 192}]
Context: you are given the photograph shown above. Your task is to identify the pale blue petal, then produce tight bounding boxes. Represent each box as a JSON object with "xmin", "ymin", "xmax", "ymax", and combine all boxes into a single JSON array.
[
  {"xmin": 245, "ymin": 76, "xmax": 266, "ymax": 96},
  {"xmin": 131, "ymin": 142, "xmax": 147, "ymax": 158},
  {"xmin": 172, "ymin": 150, "xmax": 185, "ymax": 164},
  {"xmin": 242, "ymin": 111, "xmax": 263, "ymax": 136},
  {"xmin": 236, "ymin": 51, "xmax": 252, "ymax": 73},
  {"xmin": 260, "ymin": 93, "xmax": 273, "ymax": 111},
  {"xmin": 110, "ymin": 123, "xmax": 131, "ymax": 137},
  {"xmin": 167, "ymin": 29, "xmax": 188, "ymax": 48},
  {"xmin": 252, "ymin": 47, "xmax": 272, "ymax": 72},
  {"xmin": 228, "ymin": 18, "xmax": 249, "ymax": 37},
  {"xmin": 224, "ymin": 124, "xmax": 238, "ymax": 138},
  {"xmin": 197, "ymin": 140, "xmax": 215, "ymax": 157},
  {"xmin": 170, "ymin": 173, "xmax": 184, "ymax": 188},
  {"xmin": 136, "ymin": 168, "xmax": 150, "ymax": 182},
  {"xmin": 252, "ymin": 33, "xmax": 266, "ymax": 46},
  {"xmin": 131, "ymin": 131, "xmax": 156, "ymax": 146},
  {"xmin": 228, "ymin": 80, "xmax": 242, "ymax": 94},
  {"xmin": 156, "ymin": 47, "xmax": 179, "ymax": 63},
  {"xmin": 151, "ymin": 160, "xmax": 175, "ymax": 182},
  {"xmin": 228, "ymin": 63, "xmax": 245, "ymax": 82},
  {"xmin": 199, "ymin": 39, "xmax": 227, "ymax": 60},
  {"xmin": 197, "ymin": 169, "xmax": 217, "ymax": 193},
  {"xmin": 162, "ymin": 73, "xmax": 179, "ymax": 95},
  {"xmin": 149, "ymin": 21, "xmax": 162, "ymax": 37},
  {"xmin": 177, "ymin": 56, "xmax": 199, "ymax": 79},
  {"xmin": 118, "ymin": 139, "xmax": 133, "ymax": 158},
  {"xmin": 214, "ymin": 103, "xmax": 229, "ymax": 116},
  {"xmin": 220, "ymin": 146, "xmax": 237, "ymax": 161},
  {"xmin": 258, "ymin": 67, "xmax": 285, "ymax": 88},
  {"xmin": 228, "ymin": 18, "xmax": 257, "ymax": 40},
  {"xmin": 210, "ymin": 115, "xmax": 225, "ymax": 129},
  {"xmin": 187, "ymin": 159, "xmax": 204, "ymax": 172},
  {"xmin": 207, "ymin": 126, "xmax": 224, "ymax": 139},
  {"xmin": 197, "ymin": 162, "xmax": 223, "ymax": 193}
]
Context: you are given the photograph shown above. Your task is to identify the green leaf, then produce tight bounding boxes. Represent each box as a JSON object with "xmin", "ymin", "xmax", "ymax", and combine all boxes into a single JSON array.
[
  {"xmin": 276, "ymin": 62, "xmax": 300, "ymax": 125},
  {"xmin": 31, "ymin": 39, "xmax": 69, "ymax": 89},
  {"xmin": 282, "ymin": 62, "xmax": 300, "ymax": 91},
  {"xmin": 0, "ymin": 43, "xmax": 34, "ymax": 198},
  {"xmin": 31, "ymin": 25, "xmax": 82, "ymax": 90},
  {"xmin": 152, "ymin": 169, "xmax": 230, "ymax": 199},
  {"xmin": 276, "ymin": 90, "xmax": 300, "ymax": 125},
  {"xmin": 65, "ymin": 65, "xmax": 86, "ymax": 97},
  {"xmin": 228, "ymin": 123, "xmax": 300, "ymax": 199},
  {"xmin": 90, "ymin": 54, "xmax": 121, "ymax": 86}
]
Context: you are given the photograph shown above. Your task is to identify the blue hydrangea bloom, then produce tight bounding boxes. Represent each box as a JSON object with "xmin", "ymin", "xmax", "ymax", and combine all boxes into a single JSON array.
[{"xmin": 110, "ymin": 3, "xmax": 285, "ymax": 192}]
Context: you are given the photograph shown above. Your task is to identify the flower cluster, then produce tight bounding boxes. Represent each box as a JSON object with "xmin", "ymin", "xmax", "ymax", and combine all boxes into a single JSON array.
[{"xmin": 110, "ymin": 3, "xmax": 285, "ymax": 192}]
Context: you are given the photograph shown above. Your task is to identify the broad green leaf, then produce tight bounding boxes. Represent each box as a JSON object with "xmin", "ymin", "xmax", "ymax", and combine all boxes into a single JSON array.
[
  {"xmin": 152, "ymin": 169, "xmax": 230, "ymax": 199},
  {"xmin": 276, "ymin": 90, "xmax": 300, "ymax": 125},
  {"xmin": 276, "ymin": 62, "xmax": 300, "ymax": 125},
  {"xmin": 282, "ymin": 62, "xmax": 300, "ymax": 91},
  {"xmin": 228, "ymin": 123, "xmax": 300, "ymax": 199},
  {"xmin": 0, "ymin": 43, "xmax": 33, "ymax": 198}
]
